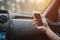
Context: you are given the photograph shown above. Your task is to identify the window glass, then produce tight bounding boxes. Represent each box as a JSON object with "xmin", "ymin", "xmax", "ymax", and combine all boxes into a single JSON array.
[
  {"xmin": 0, "ymin": 0, "xmax": 51, "ymax": 15},
  {"xmin": 58, "ymin": 6, "xmax": 60, "ymax": 21},
  {"xmin": 15, "ymin": 0, "xmax": 51, "ymax": 14}
]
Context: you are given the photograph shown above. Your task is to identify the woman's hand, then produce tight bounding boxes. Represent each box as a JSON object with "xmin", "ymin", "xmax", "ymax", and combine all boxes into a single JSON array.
[
  {"xmin": 32, "ymin": 15, "xmax": 51, "ymax": 32},
  {"xmin": 33, "ymin": 19, "xmax": 38, "ymax": 28}
]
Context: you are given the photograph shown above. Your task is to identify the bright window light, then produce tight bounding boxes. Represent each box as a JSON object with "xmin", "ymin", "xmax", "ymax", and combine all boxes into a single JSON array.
[
  {"xmin": 22, "ymin": 0, "xmax": 25, "ymax": 3},
  {"xmin": 1, "ymin": 6, "xmax": 5, "ymax": 10},
  {"xmin": 0, "ymin": 0, "xmax": 3, "ymax": 2},
  {"xmin": 16, "ymin": 0, "xmax": 21, "ymax": 2},
  {"xmin": 30, "ymin": 0, "xmax": 34, "ymax": 3},
  {"xmin": 36, "ymin": 0, "xmax": 44, "ymax": 4}
]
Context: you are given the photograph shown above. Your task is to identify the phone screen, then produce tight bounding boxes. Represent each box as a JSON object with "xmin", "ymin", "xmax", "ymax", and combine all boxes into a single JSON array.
[
  {"xmin": 33, "ymin": 11, "xmax": 44, "ymax": 29},
  {"xmin": 33, "ymin": 11, "xmax": 43, "ymax": 26}
]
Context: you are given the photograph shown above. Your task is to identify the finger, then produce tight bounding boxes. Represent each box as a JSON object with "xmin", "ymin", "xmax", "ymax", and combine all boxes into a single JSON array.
[
  {"xmin": 33, "ymin": 19, "xmax": 37, "ymax": 22},
  {"xmin": 34, "ymin": 24, "xmax": 38, "ymax": 27},
  {"xmin": 42, "ymin": 17, "xmax": 49, "ymax": 28},
  {"xmin": 40, "ymin": 15, "xmax": 48, "ymax": 26},
  {"xmin": 34, "ymin": 23, "xmax": 38, "ymax": 28},
  {"xmin": 33, "ymin": 22, "xmax": 37, "ymax": 25},
  {"xmin": 33, "ymin": 21, "xmax": 38, "ymax": 26}
]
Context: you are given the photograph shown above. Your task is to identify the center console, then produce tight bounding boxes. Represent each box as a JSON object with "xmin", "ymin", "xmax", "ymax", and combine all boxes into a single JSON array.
[{"xmin": 0, "ymin": 10, "xmax": 12, "ymax": 40}]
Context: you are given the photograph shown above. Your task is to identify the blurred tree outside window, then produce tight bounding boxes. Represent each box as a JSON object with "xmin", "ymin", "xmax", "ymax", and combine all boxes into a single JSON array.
[
  {"xmin": 0, "ymin": 0, "xmax": 51, "ymax": 15},
  {"xmin": 15, "ymin": 0, "xmax": 51, "ymax": 14}
]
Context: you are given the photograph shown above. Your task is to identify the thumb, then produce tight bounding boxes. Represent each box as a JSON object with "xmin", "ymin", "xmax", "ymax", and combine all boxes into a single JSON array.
[{"xmin": 41, "ymin": 16, "xmax": 48, "ymax": 27}]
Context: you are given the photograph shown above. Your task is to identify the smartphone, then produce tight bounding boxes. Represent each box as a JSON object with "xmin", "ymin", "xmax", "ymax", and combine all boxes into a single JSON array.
[{"xmin": 33, "ymin": 11, "xmax": 44, "ymax": 29}]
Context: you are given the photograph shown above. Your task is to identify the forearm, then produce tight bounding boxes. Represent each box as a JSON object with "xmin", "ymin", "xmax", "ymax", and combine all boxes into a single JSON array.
[{"xmin": 45, "ymin": 28, "xmax": 60, "ymax": 40}]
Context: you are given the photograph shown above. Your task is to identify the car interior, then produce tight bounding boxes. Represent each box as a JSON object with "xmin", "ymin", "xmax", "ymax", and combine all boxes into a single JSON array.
[{"xmin": 0, "ymin": 0, "xmax": 60, "ymax": 40}]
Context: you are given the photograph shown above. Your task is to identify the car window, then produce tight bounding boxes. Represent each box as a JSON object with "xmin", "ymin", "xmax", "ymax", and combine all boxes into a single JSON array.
[
  {"xmin": 0, "ymin": 0, "xmax": 51, "ymax": 15},
  {"xmin": 58, "ymin": 6, "xmax": 60, "ymax": 21}
]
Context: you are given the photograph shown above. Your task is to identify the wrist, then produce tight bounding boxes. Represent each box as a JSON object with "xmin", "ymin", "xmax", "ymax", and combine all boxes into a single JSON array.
[{"xmin": 44, "ymin": 27, "xmax": 52, "ymax": 33}]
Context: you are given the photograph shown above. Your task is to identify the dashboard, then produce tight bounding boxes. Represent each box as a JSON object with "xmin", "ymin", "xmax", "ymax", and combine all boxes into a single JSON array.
[
  {"xmin": 0, "ymin": 10, "xmax": 11, "ymax": 40},
  {"xmin": 0, "ymin": 10, "xmax": 60, "ymax": 40},
  {"xmin": 0, "ymin": 32, "xmax": 6, "ymax": 40}
]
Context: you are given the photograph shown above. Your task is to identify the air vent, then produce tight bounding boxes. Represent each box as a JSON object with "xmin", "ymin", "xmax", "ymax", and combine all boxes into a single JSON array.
[{"xmin": 0, "ymin": 15, "xmax": 8, "ymax": 24}]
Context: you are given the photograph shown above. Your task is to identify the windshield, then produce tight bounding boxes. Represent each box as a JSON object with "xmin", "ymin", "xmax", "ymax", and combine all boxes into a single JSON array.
[{"xmin": 0, "ymin": 0, "xmax": 51, "ymax": 15}]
